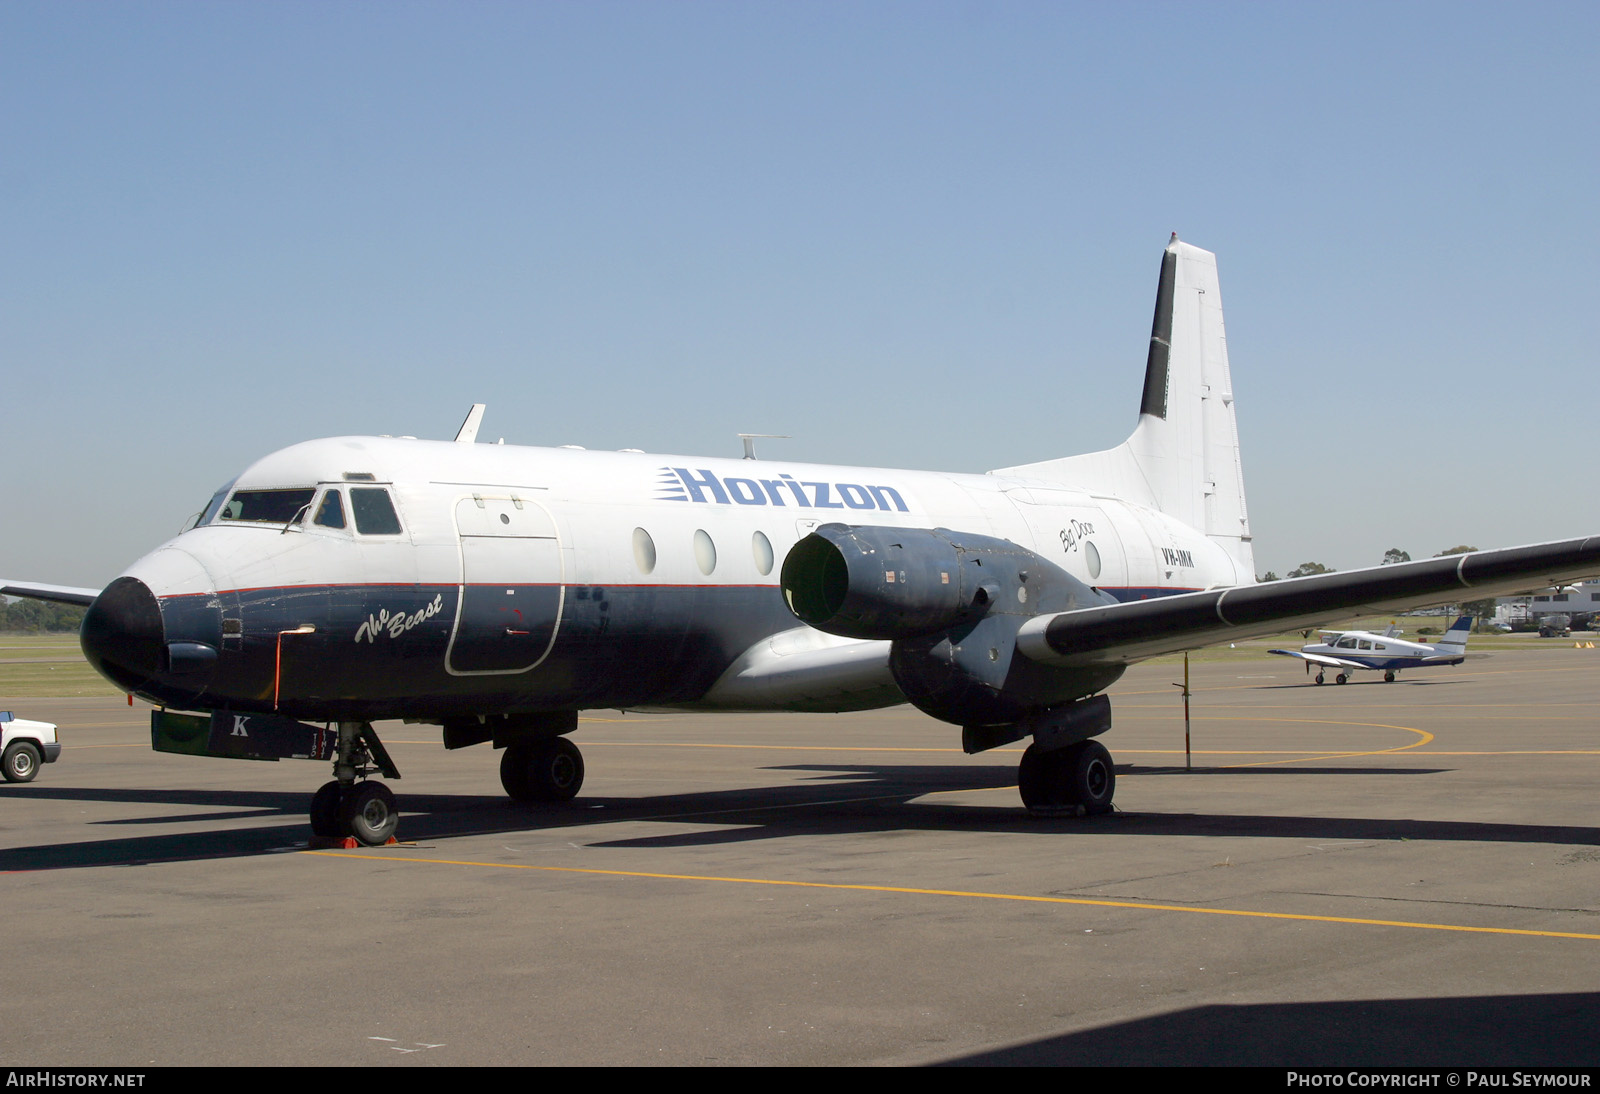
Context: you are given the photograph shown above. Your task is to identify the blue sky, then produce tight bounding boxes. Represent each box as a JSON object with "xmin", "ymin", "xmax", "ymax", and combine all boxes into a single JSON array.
[{"xmin": 4, "ymin": 1, "xmax": 1595, "ymax": 586}]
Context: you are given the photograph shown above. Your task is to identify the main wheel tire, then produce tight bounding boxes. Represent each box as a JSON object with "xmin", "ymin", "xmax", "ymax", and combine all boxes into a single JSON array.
[
  {"xmin": 1018, "ymin": 742, "xmax": 1066, "ymax": 811},
  {"xmin": 1384, "ymin": 671, "xmax": 1396, "ymax": 682},
  {"xmin": 310, "ymin": 780, "xmax": 343, "ymax": 838},
  {"xmin": 501, "ymin": 737, "xmax": 585, "ymax": 802},
  {"xmin": 500, "ymin": 743, "xmax": 533, "ymax": 800},
  {"xmin": 1066, "ymin": 740, "xmax": 1116, "ymax": 815},
  {"xmin": 2, "ymin": 741, "xmax": 41, "ymax": 783},
  {"xmin": 1336, "ymin": 673, "xmax": 1349, "ymax": 684},
  {"xmin": 341, "ymin": 780, "xmax": 398, "ymax": 845},
  {"xmin": 1018, "ymin": 740, "xmax": 1115, "ymax": 815}
]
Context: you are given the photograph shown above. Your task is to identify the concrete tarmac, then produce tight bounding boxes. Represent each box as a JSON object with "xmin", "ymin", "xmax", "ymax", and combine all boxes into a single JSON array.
[{"xmin": 3, "ymin": 648, "xmax": 1599, "ymax": 1066}]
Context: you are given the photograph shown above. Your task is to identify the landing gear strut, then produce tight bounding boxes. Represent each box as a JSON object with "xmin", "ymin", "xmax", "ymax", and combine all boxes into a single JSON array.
[
  {"xmin": 1018, "ymin": 739, "xmax": 1116, "ymax": 816},
  {"xmin": 500, "ymin": 736, "xmax": 585, "ymax": 802},
  {"xmin": 309, "ymin": 721, "xmax": 401, "ymax": 845}
]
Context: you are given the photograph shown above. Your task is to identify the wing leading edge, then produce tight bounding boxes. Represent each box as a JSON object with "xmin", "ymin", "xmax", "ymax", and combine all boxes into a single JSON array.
[
  {"xmin": 1016, "ymin": 536, "xmax": 1600, "ymax": 667},
  {"xmin": 0, "ymin": 581, "xmax": 102, "ymax": 608}
]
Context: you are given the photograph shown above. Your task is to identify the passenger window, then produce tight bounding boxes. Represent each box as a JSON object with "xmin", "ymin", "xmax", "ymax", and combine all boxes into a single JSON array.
[
  {"xmin": 694, "ymin": 529, "xmax": 717, "ymax": 575},
  {"xmin": 350, "ymin": 488, "xmax": 403, "ymax": 535},
  {"xmin": 315, "ymin": 490, "xmax": 347, "ymax": 529},
  {"xmin": 752, "ymin": 531, "xmax": 774, "ymax": 576},
  {"xmin": 633, "ymin": 528, "xmax": 657, "ymax": 574}
]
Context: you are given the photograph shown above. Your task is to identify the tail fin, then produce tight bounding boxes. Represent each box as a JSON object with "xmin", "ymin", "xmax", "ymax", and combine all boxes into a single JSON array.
[
  {"xmin": 1435, "ymin": 616, "xmax": 1473, "ymax": 653},
  {"xmin": 994, "ymin": 235, "xmax": 1255, "ymax": 582}
]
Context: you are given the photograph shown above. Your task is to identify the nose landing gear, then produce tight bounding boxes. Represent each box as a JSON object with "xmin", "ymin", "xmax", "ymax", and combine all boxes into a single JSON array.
[{"xmin": 309, "ymin": 722, "xmax": 401, "ymax": 846}]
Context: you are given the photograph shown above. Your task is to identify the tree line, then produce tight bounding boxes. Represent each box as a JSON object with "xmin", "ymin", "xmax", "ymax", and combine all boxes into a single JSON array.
[{"xmin": 0, "ymin": 599, "xmax": 88, "ymax": 634}]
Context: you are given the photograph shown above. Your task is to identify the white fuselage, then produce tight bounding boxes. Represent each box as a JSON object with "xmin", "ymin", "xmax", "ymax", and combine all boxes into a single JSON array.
[{"xmin": 92, "ymin": 434, "xmax": 1243, "ymax": 722}]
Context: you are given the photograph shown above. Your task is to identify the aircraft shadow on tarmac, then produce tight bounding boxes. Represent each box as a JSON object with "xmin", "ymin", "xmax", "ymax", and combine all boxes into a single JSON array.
[
  {"xmin": 934, "ymin": 990, "xmax": 1600, "ymax": 1066},
  {"xmin": 3, "ymin": 760, "xmax": 1598, "ymax": 868}
]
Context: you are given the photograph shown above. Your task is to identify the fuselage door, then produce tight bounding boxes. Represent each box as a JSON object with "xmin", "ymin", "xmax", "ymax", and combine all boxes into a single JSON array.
[{"xmin": 446, "ymin": 494, "xmax": 564, "ymax": 675}]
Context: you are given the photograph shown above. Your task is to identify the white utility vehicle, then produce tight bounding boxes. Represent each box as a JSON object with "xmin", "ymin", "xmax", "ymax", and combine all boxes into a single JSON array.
[{"xmin": 1, "ymin": 711, "xmax": 61, "ymax": 782}]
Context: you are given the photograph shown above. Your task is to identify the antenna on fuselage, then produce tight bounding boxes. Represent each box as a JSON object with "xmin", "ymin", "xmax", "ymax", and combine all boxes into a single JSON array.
[
  {"xmin": 737, "ymin": 433, "xmax": 789, "ymax": 460},
  {"xmin": 455, "ymin": 404, "xmax": 486, "ymax": 444}
]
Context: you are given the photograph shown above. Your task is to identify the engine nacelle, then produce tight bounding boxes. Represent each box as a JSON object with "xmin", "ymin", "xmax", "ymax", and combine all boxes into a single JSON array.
[
  {"xmin": 781, "ymin": 524, "xmax": 994, "ymax": 641},
  {"xmin": 782, "ymin": 524, "xmax": 1126, "ymax": 726}
]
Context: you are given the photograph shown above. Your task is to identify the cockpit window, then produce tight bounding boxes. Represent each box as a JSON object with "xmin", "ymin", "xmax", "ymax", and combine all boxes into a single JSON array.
[
  {"xmin": 189, "ymin": 481, "xmax": 238, "ymax": 529},
  {"xmin": 314, "ymin": 489, "xmax": 347, "ymax": 529},
  {"xmin": 220, "ymin": 488, "xmax": 317, "ymax": 524},
  {"xmin": 350, "ymin": 487, "xmax": 403, "ymax": 535}
]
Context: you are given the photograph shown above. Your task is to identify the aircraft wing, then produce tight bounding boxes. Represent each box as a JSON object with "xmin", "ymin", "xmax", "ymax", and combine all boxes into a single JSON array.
[
  {"xmin": 0, "ymin": 581, "xmax": 102, "ymax": 607},
  {"xmin": 1266, "ymin": 649, "xmax": 1363, "ymax": 670},
  {"xmin": 1017, "ymin": 535, "xmax": 1600, "ymax": 667}
]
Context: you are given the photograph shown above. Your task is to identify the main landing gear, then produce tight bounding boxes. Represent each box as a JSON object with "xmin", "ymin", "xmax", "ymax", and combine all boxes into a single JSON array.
[
  {"xmin": 500, "ymin": 736, "xmax": 585, "ymax": 802},
  {"xmin": 310, "ymin": 721, "xmax": 402, "ymax": 846},
  {"xmin": 1017, "ymin": 739, "xmax": 1116, "ymax": 816}
]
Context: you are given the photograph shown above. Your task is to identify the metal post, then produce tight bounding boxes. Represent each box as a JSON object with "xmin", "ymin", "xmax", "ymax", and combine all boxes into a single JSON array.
[{"xmin": 1171, "ymin": 652, "xmax": 1192, "ymax": 771}]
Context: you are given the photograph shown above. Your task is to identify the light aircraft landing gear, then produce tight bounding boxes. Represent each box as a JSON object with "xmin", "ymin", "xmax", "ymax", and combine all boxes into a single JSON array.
[
  {"xmin": 1383, "ymin": 670, "xmax": 1396, "ymax": 683},
  {"xmin": 500, "ymin": 736, "xmax": 585, "ymax": 802},
  {"xmin": 309, "ymin": 721, "xmax": 402, "ymax": 845},
  {"xmin": 1018, "ymin": 739, "xmax": 1115, "ymax": 816},
  {"xmin": 1315, "ymin": 671, "xmax": 1326, "ymax": 685},
  {"xmin": 1336, "ymin": 672, "xmax": 1350, "ymax": 684}
]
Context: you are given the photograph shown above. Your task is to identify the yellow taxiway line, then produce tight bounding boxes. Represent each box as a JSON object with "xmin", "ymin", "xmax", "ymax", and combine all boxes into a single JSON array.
[{"xmin": 304, "ymin": 850, "xmax": 1600, "ymax": 943}]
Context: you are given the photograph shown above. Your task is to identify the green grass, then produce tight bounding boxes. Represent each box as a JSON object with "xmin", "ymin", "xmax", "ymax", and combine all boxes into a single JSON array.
[{"xmin": 0, "ymin": 634, "xmax": 123, "ymax": 697}]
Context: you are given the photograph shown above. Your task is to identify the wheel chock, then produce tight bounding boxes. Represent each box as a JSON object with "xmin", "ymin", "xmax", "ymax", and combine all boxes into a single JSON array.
[{"xmin": 305, "ymin": 834, "xmax": 400, "ymax": 849}]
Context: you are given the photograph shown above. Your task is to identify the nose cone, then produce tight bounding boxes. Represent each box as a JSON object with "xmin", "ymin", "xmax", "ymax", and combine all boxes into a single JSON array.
[{"xmin": 81, "ymin": 576, "xmax": 166, "ymax": 692}]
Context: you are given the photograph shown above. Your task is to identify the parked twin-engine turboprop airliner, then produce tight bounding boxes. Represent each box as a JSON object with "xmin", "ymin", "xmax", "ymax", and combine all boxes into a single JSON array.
[
  {"xmin": 1270, "ymin": 616, "xmax": 1474, "ymax": 684},
  {"xmin": 7, "ymin": 236, "xmax": 1599, "ymax": 844}
]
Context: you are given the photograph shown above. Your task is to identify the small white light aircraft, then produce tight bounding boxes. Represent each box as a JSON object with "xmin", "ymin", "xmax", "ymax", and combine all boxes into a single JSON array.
[
  {"xmin": 1269, "ymin": 616, "xmax": 1473, "ymax": 684},
  {"xmin": 7, "ymin": 236, "xmax": 1598, "ymax": 843}
]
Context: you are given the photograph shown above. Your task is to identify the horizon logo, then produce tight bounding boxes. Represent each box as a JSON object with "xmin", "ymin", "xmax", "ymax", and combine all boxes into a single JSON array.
[{"xmin": 656, "ymin": 467, "xmax": 911, "ymax": 512}]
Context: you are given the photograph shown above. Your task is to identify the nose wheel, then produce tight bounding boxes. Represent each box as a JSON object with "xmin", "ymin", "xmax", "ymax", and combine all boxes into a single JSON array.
[{"xmin": 309, "ymin": 780, "xmax": 399, "ymax": 844}]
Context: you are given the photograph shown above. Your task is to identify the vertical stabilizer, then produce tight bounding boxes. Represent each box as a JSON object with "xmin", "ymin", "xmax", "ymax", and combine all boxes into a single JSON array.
[
  {"xmin": 1435, "ymin": 616, "xmax": 1473, "ymax": 654},
  {"xmin": 994, "ymin": 235, "xmax": 1255, "ymax": 582},
  {"xmin": 1126, "ymin": 237, "xmax": 1252, "ymax": 575}
]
